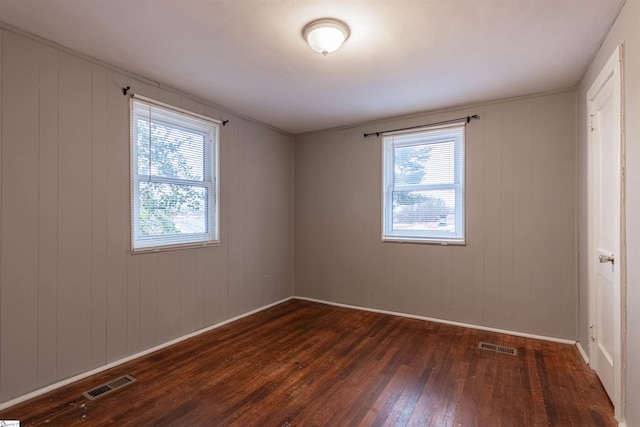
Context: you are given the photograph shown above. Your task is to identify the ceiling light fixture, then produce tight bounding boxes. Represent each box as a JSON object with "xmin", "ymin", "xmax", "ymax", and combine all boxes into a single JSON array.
[{"xmin": 303, "ymin": 18, "xmax": 350, "ymax": 56}]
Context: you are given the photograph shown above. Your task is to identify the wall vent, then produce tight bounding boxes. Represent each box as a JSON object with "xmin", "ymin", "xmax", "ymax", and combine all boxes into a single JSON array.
[
  {"xmin": 478, "ymin": 342, "xmax": 517, "ymax": 356},
  {"xmin": 82, "ymin": 375, "xmax": 136, "ymax": 400}
]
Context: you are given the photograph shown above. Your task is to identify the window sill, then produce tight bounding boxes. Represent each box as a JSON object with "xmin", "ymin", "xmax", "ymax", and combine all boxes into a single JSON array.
[
  {"xmin": 131, "ymin": 240, "xmax": 220, "ymax": 254},
  {"xmin": 382, "ymin": 237, "xmax": 466, "ymax": 246}
]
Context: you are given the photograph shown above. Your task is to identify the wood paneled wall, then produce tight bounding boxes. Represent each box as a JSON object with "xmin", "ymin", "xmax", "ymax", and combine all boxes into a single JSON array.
[
  {"xmin": 294, "ymin": 92, "xmax": 577, "ymax": 340},
  {"xmin": 0, "ymin": 29, "xmax": 294, "ymax": 403}
]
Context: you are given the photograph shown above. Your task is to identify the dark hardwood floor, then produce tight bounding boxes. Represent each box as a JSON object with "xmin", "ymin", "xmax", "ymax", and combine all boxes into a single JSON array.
[{"xmin": 0, "ymin": 299, "xmax": 615, "ymax": 426}]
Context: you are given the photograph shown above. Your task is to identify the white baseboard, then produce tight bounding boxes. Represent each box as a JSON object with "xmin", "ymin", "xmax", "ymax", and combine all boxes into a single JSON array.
[
  {"xmin": 0, "ymin": 296, "xmax": 293, "ymax": 412},
  {"xmin": 576, "ymin": 341, "xmax": 590, "ymax": 365},
  {"xmin": 294, "ymin": 296, "xmax": 577, "ymax": 345}
]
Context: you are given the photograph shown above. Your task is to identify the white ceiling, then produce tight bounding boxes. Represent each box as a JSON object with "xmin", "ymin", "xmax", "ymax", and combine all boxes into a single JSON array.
[{"xmin": 0, "ymin": 0, "xmax": 625, "ymax": 134}]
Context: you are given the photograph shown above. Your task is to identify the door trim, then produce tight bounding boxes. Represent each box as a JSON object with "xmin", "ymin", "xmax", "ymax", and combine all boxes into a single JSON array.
[{"xmin": 587, "ymin": 44, "xmax": 626, "ymax": 422}]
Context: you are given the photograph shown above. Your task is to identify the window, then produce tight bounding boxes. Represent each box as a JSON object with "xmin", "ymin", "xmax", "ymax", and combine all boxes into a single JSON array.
[
  {"xmin": 382, "ymin": 124, "xmax": 465, "ymax": 244},
  {"xmin": 130, "ymin": 96, "xmax": 220, "ymax": 252}
]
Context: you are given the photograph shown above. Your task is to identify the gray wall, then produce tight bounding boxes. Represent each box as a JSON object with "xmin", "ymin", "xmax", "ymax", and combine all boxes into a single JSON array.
[
  {"xmin": 0, "ymin": 28, "xmax": 294, "ymax": 404},
  {"xmin": 578, "ymin": 1, "xmax": 640, "ymax": 424},
  {"xmin": 294, "ymin": 92, "xmax": 577, "ymax": 340}
]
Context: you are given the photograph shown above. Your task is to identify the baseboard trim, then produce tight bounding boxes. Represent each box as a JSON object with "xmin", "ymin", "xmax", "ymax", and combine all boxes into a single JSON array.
[
  {"xmin": 576, "ymin": 341, "xmax": 590, "ymax": 365},
  {"xmin": 0, "ymin": 296, "xmax": 294, "ymax": 411},
  {"xmin": 294, "ymin": 296, "xmax": 577, "ymax": 345}
]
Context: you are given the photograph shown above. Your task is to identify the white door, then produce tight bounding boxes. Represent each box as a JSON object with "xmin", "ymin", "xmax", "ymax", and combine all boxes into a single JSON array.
[{"xmin": 587, "ymin": 45, "xmax": 623, "ymax": 419}]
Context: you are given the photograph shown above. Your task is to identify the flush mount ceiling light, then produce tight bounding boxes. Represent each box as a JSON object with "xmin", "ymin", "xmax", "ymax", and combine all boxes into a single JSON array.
[{"xmin": 303, "ymin": 18, "xmax": 350, "ymax": 56}]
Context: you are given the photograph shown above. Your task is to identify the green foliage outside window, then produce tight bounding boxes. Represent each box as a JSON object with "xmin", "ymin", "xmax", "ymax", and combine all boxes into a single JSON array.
[{"xmin": 136, "ymin": 120, "xmax": 206, "ymax": 236}]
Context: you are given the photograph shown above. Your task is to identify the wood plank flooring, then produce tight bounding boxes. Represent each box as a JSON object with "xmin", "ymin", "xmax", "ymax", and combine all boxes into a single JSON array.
[{"xmin": 0, "ymin": 299, "xmax": 615, "ymax": 426}]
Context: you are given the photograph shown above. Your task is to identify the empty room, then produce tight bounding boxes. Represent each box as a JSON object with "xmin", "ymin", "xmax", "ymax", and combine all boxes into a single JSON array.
[{"xmin": 0, "ymin": 0, "xmax": 638, "ymax": 425}]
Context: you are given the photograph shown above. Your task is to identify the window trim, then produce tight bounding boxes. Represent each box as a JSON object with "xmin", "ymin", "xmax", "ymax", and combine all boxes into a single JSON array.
[
  {"xmin": 130, "ymin": 94, "xmax": 221, "ymax": 253},
  {"xmin": 381, "ymin": 123, "xmax": 466, "ymax": 245}
]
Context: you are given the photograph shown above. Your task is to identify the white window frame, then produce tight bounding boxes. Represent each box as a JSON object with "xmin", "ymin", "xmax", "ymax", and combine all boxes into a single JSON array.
[
  {"xmin": 382, "ymin": 123, "xmax": 465, "ymax": 244},
  {"xmin": 130, "ymin": 95, "xmax": 220, "ymax": 253}
]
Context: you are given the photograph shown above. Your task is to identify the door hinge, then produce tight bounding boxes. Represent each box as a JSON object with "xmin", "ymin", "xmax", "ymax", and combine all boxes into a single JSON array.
[
  {"xmin": 589, "ymin": 324, "xmax": 596, "ymax": 341},
  {"xmin": 589, "ymin": 114, "xmax": 595, "ymax": 132}
]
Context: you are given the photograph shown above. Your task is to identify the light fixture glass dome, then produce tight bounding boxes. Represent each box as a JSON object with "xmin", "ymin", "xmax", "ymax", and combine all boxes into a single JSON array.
[{"xmin": 303, "ymin": 18, "xmax": 350, "ymax": 55}]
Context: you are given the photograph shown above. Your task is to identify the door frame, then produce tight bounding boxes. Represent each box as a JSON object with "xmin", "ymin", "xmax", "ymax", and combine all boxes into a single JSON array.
[{"xmin": 587, "ymin": 44, "xmax": 626, "ymax": 422}]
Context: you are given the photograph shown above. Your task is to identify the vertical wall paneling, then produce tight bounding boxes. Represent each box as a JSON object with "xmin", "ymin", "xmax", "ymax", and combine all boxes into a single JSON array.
[
  {"xmin": 105, "ymin": 70, "xmax": 129, "ymax": 363},
  {"xmin": 275, "ymin": 125, "xmax": 294, "ymax": 302},
  {"xmin": 244, "ymin": 123, "xmax": 267, "ymax": 309},
  {"xmin": 90, "ymin": 64, "xmax": 108, "ymax": 369},
  {"xmin": 560, "ymin": 93, "xmax": 577, "ymax": 338},
  {"xmin": 340, "ymin": 128, "xmax": 368, "ymax": 306},
  {"xmin": 236, "ymin": 121, "xmax": 248, "ymax": 315},
  {"xmin": 203, "ymin": 245, "xmax": 227, "ymax": 325},
  {"xmin": 265, "ymin": 130, "xmax": 283, "ymax": 301},
  {"xmin": 0, "ymin": 28, "xmax": 3, "ymax": 400},
  {"xmin": 394, "ymin": 244, "xmax": 428, "ymax": 316},
  {"xmin": 353, "ymin": 129, "xmax": 372, "ymax": 305},
  {"xmin": 228, "ymin": 121, "xmax": 245, "ymax": 317},
  {"xmin": 511, "ymin": 102, "xmax": 534, "ymax": 330},
  {"xmin": 37, "ymin": 44, "xmax": 59, "ymax": 386},
  {"xmin": 449, "ymin": 245, "xmax": 473, "ymax": 323},
  {"xmin": 482, "ymin": 105, "xmax": 503, "ymax": 327},
  {"xmin": 324, "ymin": 130, "xmax": 349, "ymax": 303},
  {"xmin": 0, "ymin": 32, "xmax": 40, "ymax": 401},
  {"xmin": 156, "ymin": 250, "xmax": 182, "ymax": 342},
  {"xmin": 510, "ymin": 101, "xmax": 534, "ymax": 332},
  {"xmin": 57, "ymin": 52, "xmax": 93, "ymax": 379},
  {"xmin": 296, "ymin": 132, "xmax": 328, "ymax": 301},
  {"xmin": 530, "ymin": 96, "xmax": 566, "ymax": 336},
  {"xmin": 363, "ymin": 125, "xmax": 385, "ymax": 309},
  {"xmin": 294, "ymin": 92, "xmax": 578, "ymax": 340},
  {"xmin": 180, "ymin": 249, "xmax": 201, "ymax": 335},
  {"xmin": 126, "ymin": 249, "xmax": 141, "ymax": 353},
  {"xmin": 264, "ymin": 131, "xmax": 279, "ymax": 300},
  {"xmin": 293, "ymin": 132, "xmax": 320, "ymax": 300},
  {"xmin": 423, "ymin": 227, "xmax": 443, "ymax": 318},
  {"xmin": 139, "ymin": 253, "xmax": 159, "ymax": 348},
  {"xmin": 499, "ymin": 104, "xmax": 515, "ymax": 327},
  {"xmin": 180, "ymin": 96, "xmax": 205, "ymax": 116},
  {"xmin": 243, "ymin": 123, "xmax": 259, "ymax": 307},
  {"xmin": 469, "ymin": 112, "xmax": 486, "ymax": 323},
  {"xmin": 194, "ymin": 249, "xmax": 207, "ymax": 331}
]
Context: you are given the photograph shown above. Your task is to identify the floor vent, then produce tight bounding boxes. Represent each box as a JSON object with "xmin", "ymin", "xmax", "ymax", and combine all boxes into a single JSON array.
[
  {"xmin": 478, "ymin": 342, "xmax": 518, "ymax": 356},
  {"xmin": 82, "ymin": 375, "xmax": 136, "ymax": 400}
]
